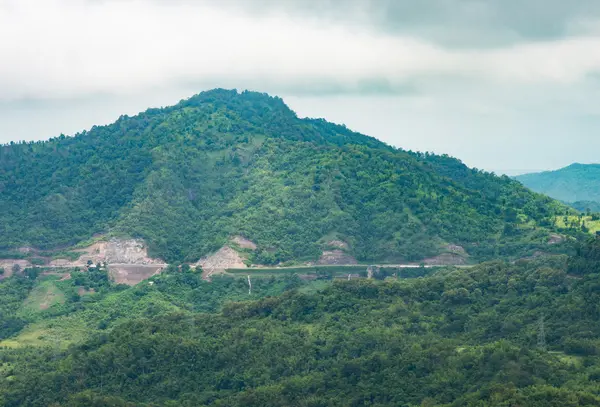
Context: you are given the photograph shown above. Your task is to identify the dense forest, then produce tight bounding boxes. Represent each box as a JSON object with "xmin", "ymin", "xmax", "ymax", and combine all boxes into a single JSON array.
[
  {"xmin": 0, "ymin": 89, "xmax": 568, "ymax": 264},
  {"xmin": 1, "ymin": 238, "xmax": 600, "ymax": 405}
]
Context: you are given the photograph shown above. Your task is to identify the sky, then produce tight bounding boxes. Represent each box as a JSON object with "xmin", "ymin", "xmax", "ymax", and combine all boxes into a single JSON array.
[{"xmin": 2, "ymin": 1, "xmax": 600, "ymax": 174}]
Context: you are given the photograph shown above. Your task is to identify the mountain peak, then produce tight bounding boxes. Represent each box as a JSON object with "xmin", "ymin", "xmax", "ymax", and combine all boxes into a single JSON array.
[
  {"xmin": 0, "ymin": 91, "xmax": 567, "ymax": 264},
  {"xmin": 517, "ymin": 163, "xmax": 600, "ymax": 203},
  {"xmin": 179, "ymin": 88, "xmax": 295, "ymax": 116},
  {"xmin": 565, "ymin": 162, "xmax": 600, "ymax": 170}
]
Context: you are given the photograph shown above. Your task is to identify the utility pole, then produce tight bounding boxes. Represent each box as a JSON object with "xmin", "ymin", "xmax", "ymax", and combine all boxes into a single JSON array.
[{"xmin": 537, "ymin": 314, "xmax": 547, "ymax": 351}]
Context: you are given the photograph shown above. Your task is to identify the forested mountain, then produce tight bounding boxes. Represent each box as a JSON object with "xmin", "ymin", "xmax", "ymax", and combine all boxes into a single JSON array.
[
  {"xmin": 3, "ymin": 239, "xmax": 600, "ymax": 406},
  {"xmin": 570, "ymin": 201, "xmax": 600, "ymax": 213},
  {"xmin": 0, "ymin": 89, "xmax": 567, "ymax": 264},
  {"xmin": 0, "ymin": 89, "xmax": 598, "ymax": 406},
  {"xmin": 516, "ymin": 163, "xmax": 600, "ymax": 206}
]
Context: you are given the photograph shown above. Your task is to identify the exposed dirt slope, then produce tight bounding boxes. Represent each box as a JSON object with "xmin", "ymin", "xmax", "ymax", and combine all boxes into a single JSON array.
[
  {"xmin": 197, "ymin": 246, "xmax": 247, "ymax": 279},
  {"xmin": 74, "ymin": 239, "xmax": 164, "ymax": 265},
  {"xmin": 317, "ymin": 250, "xmax": 358, "ymax": 265},
  {"xmin": 109, "ymin": 265, "xmax": 165, "ymax": 285},
  {"xmin": 231, "ymin": 236, "xmax": 257, "ymax": 250},
  {"xmin": 51, "ymin": 239, "xmax": 166, "ymax": 285}
]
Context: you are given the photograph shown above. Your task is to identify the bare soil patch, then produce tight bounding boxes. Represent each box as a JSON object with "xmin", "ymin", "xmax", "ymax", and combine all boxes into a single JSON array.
[
  {"xmin": 76, "ymin": 238, "xmax": 164, "ymax": 265},
  {"xmin": 231, "ymin": 236, "xmax": 257, "ymax": 250},
  {"xmin": 317, "ymin": 250, "xmax": 357, "ymax": 265},
  {"xmin": 198, "ymin": 246, "xmax": 247, "ymax": 279},
  {"xmin": 326, "ymin": 240, "xmax": 349, "ymax": 250},
  {"xmin": 77, "ymin": 286, "xmax": 95, "ymax": 296},
  {"xmin": 0, "ymin": 259, "xmax": 31, "ymax": 278},
  {"xmin": 548, "ymin": 234, "xmax": 565, "ymax": 245},
  {"xmin": 108, "ymin": 264, "xmax": 165, "ymax": 286},
  {"xmin": 423, "ymin": 253, "xmax": 467, "ymax": 265}
]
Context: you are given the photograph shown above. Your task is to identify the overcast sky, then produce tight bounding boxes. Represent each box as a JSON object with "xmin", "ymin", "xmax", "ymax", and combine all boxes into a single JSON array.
[{"xmin": 2, "ymin": 0, "xmax": 600, "ymax": 174}]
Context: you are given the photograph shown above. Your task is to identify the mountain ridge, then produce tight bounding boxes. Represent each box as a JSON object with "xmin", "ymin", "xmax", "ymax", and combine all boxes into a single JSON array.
[
  {"xmin": 0, "ymin": 89, "xmax": 569, "ymax": 265},
  {"xmin": 516, "ymin": 163, "xmax": 600, "ymax": 205}
]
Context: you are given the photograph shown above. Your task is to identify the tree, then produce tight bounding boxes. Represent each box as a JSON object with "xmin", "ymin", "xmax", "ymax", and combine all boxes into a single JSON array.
[
  {"xmin": 0, "ymin": 90, "xmax": 568, "ymax": 266},
  {"xmin": 11, "ymin": 263, "xmax": 21, "ymax": 274}
]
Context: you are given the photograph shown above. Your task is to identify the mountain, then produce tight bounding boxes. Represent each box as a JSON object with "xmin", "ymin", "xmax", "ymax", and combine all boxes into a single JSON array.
[
  {"xmin": 516, "ymin": 163, "xmax": 600, "ymax": 206},
  {"xmin": 569, "ymin": 200, "xmax": 600, "ymax": 213},
  {"xmin": 0, "ymin": 89, "xmax": 567, "ymax": 265}
]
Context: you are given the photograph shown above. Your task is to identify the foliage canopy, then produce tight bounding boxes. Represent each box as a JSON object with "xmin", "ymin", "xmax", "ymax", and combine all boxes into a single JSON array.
[{"xmin": 0, "ymin": 89, "xmax": 567, "ymax": 264}]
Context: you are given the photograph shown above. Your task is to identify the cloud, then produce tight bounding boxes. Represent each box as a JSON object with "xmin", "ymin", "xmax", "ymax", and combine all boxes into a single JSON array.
[
  {"xmin": 204, "ymin": 0, "xmax": 600, "ymax": 47},
  {"xmin": 2, "ymin": 0, "xmax": 600, "ymax": 173},
  {"xmin": 2, "ymin": 0, "xmax": 600, "ymax": 103},
  {"xmin": 0, "ymin": 0, "xmax": 427, "ymax": 100}
]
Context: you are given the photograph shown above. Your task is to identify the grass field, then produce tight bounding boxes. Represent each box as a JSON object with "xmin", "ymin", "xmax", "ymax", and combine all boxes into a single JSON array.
[
  {"xmin": 555, "ymin": 215, "xmax": 600, "ymax": 234},
  {"xmin": 0, "ymin": 322, "xmax": 89, "ymax": 349},
  {"xmin": 2, "ymin": 288, "xmax": 183, "ymax": 349},
  {"xmin": 20, "ymin": 278, "xmax": 65, "ymax": 315}
]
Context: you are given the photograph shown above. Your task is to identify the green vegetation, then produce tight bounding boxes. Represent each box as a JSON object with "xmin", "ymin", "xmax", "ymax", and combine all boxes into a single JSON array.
[
  {"xmin": 19, "ymin": 277, "xmax": 66, "ymax": 314},
  {"xmin": 0, "ymin": 88, "xmax": 595, "ymax": 406},
  {"xmin": 570, "ymin": 200, "xmax": 600, "ymax": 213},
  {"xmin": 555, "ymin": 214, "xmax": 600, "ymax": 234},
  {"xmin": 3, "ymin": 239, "xmax": 600, "ymax": 405},
  {"xmin": 0, "ymin": 249, "xmax": 81, "ymax": 265},
  {"xmin": 0, "ymin": 267, "xmax": 314, "ymax": 349},
  {"xmin": 0, "ymin": 275, "xmax": 34, "ymax": 340},
  {"xmin": 516, "ymin": 163, "xmax": 600, "ymax": 204},
  {"xmin": 0, "ymin": 89, "xmax": 568, "ymax": 265}
]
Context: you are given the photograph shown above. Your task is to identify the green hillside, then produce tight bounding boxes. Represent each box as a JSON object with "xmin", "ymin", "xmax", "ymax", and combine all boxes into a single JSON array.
[
  {"xmin": 569, "ymin": 201, "xmax": 600, "ymax": 213},
  {"xmin": 516, "ymin": 163, "xmax": 600, "ymax": 205},
  {"xmin": 0, "ymin": 89, "xmax": 568, "ymax": 264},
  {"xmin": 3, "ymin": 239, "xmax": 600, "ymax": 406}
]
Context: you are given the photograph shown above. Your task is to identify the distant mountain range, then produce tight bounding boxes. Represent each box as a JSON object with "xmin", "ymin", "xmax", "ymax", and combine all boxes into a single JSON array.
[{"xmin": 516, "ymin": 163, "xmax": 600, "ymax": 211}]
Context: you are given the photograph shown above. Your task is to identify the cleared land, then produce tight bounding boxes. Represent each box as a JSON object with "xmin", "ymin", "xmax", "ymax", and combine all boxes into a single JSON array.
[
  {"xmin": 20, "ymin": 278, "xmax": 65, "ymax": 313},
  {"xmin": 555, "ymin": 215, "xmax": 600, "ymax": 234}
]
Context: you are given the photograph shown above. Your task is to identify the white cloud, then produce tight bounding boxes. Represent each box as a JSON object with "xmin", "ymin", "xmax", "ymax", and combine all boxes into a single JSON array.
[
  {"xmin": 2, "ymin": 0, "xmax": 600, "ymax": 173},
  {"xmin": 2, "ymin": 0, "xmax": 600, "ymax": 102}
]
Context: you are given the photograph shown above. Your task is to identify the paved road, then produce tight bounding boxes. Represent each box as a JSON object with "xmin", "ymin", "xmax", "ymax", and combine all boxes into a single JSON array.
[{"xmin": 246, "ymin": 263, "xmax": 474, "ymax": 270}]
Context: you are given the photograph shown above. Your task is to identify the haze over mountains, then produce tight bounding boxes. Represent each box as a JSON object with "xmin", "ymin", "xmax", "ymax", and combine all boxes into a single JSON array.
[{"xmin": 0, "ymin": 89, "xmax": 568, "ymax": 266}]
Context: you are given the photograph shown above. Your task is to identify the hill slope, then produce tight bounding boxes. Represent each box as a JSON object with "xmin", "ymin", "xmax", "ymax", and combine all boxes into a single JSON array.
[
  {"xmin": 570, "ymin": 201, "xmax": 600, "ymax": 213},
  {"xmin": 516, "ymin": 163, "xmax": 600, "ymax": 205},
  {"xmin": 3, "ymin": 244, "xmax": 600, "ymax": 406},
  {"xmin": 0, "ymin": 89, "xmax": 566, "ymax": 264}
]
